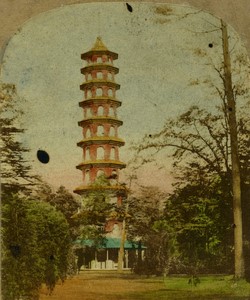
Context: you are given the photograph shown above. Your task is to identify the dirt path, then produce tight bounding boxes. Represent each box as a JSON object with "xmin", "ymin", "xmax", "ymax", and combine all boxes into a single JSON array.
[{"xmin": 39, "ymin": 271, "xmax": 164, "ymax": 300}]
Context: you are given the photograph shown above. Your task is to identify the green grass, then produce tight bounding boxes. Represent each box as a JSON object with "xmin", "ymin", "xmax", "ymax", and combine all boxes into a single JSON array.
[{"xmin": 123, "ymin": 275, "xmax": 250, "ymax": 300}]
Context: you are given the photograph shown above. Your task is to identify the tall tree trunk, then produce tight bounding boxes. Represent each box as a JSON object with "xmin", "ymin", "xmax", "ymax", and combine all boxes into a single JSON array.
[
  {"xmin": 117, "ymin": 217, "xmax": 126, "ymax": 272},
  {"xmin": 221, "ymin": 19, "xmax": 244, "ymax": 278}
]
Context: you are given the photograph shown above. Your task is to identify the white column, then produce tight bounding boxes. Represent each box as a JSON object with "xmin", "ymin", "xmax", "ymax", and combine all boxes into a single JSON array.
[{"xmin": 125, "ymin": 250, "xmax": 129, "ymax": 268}]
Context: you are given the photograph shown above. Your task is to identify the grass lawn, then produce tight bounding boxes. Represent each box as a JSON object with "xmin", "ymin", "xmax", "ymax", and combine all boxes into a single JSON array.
[
  {"xmin": 40, "ymin": 272, "xmax": 250, "ymax": 300},
  {"xmin": 124, "ymin": 275, "xmax": 250, "ymax": 299}
]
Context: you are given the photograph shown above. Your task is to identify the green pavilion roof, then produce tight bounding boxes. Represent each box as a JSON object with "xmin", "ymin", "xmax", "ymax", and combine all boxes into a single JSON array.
[{"xmin": 74, "ymin": 238, "xmax": 146, "ymax": 249}]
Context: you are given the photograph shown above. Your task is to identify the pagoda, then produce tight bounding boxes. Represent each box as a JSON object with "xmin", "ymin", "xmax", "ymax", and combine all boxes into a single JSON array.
[
  {"xmin": 74, "ymin": 37, "xmax": 126, "ymax": 197},
  {"xmin": 74, "ymin": 38, "xmax": 144, "ymax": 270}
]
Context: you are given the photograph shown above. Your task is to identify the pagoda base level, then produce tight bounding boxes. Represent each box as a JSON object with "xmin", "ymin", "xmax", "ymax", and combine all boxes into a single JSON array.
[{"xmin": 73, "ymin": 184, "xmax": 127, "ymax": 195}]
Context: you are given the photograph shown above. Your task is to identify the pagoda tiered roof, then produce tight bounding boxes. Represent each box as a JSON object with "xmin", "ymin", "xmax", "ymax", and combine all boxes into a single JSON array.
[
  {"xmin": 81, "ymin": 65, "xmax": 119, "ymax": 74},
  {"xmin": 78, "ymin": 117, "xmax": 123, "ymax": 127},
  {"xmin": 79, "ymin": 98, "xmax": 122, "ymax": 108},
  {"xmin": 76, "ymin": 159, "xmax": 126, "ymax": 170},
  {"xmin": 80, "ymin": 80, "xmax": 120, "ymax": 90},
  {"xmin": 77, "ymin": 136, "xmax": 125, "ymax": 147}
]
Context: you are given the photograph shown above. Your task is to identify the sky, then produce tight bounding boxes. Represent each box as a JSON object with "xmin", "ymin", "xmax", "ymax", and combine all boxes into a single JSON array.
[{"xmin": 1, "ymin": 2, "xmax": 248, "ymax": 193}]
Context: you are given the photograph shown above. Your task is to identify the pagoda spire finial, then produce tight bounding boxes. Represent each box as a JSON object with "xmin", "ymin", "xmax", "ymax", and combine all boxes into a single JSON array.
[{"xmin": 91, "ymin": 36, "xmax": 108, "ymax": 51}]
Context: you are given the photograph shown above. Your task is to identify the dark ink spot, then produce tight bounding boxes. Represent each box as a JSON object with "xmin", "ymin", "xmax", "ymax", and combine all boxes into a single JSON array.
[
  {"xmin": 228, "ymin": 107, "xmax": 233, "ymax": 112},
  {"xmin": 126, "ymin": 3, "xmax": 133, "ymax": 13},
  {"xmin": 208, "ymin": 43, "xmax": 213, "ymax": 48},
  {"xmin": 149, "ymin": 134, "xmax": 152, "ymax": 138},
  {"xmin": 9, "ymin": 245, "xmax": 21, "ymax": 257},
  {"xmin": 37, "ymin": 150, "xmax": 50, "ymax": 164}
]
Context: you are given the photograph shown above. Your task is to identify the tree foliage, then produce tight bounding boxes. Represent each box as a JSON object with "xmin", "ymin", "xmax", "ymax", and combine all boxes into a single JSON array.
[
  {"xmin": 135, "ymin": 104, "xmax": 249, "ymax": 274},
  {"xmin": 37, "ymin": 184, "xmax": 81, "ymax": 239},
  {"xmin": 73, "ymin": 176, "xmax": 116, "ymax": 243},
  {"xmin": 1, "ymin": 82, "xmax": 74, "ymax": 298},
  {"xmin": 165, "ymin": 176, "xmax": 234, "ymax": 274},
  {"xmin": 127, "ymin": 186, "xmax": 174, "ymax": 275},
  {"xmin": 136, "ymin": 106, "xmax": 231, "ymax": 178},
  {"xmin": 1, "ymin": 193, "xmax": 71, "ymax": 299},
  {"xmin": 0, "ymin": 82, "xmax": 39, "ymax": 194}
]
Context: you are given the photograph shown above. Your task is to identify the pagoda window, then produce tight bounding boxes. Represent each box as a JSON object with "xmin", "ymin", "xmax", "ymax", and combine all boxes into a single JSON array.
[
  {"xmin": 103, "ymin": 55, "xmax": 108, "ymax": 62},
  {"xmin": 85, "ymin": 170, "xmax": 90, "ymax": 184},
  {"xmin": 97, "ymin": 57, "xmax": 102, "ymax": 64},
  {"xmin": 109, "ymin": 126, "xmax": 115, "ymax": 136},
  {"xmin": 96, "ymin": 72, "xmax": 103, "ymax": 79},
  {"xmin": 86, "ymin": 73, "xmax": 91, "ymax": 81},
  {"xmin": 87, "ymin": 89, "xmax": 92, "ymax": 98},
  {"xmin": 96, "ymin": 88, "xmax": 102, "ymax": 97},
  {"xmin": 109, "ymin": 106, "xmax": 115, "ymax": 117},
  {"xmin": 85, "ymin": 128, "xmax": 91, "ymax": 138},
  {"xmin": 110, "ymin": 147, "xmax": 116, "ymax": 160},
  {"xmin": 97, "ymin": 169, "xmax": 105, "ymax": 178},
  {"xmin": 108, "ymin": 89, "xmax": 113, "ymax": 97},
  {"xmin": 107, "ymin": 57, "xmax": 112, "ymax": 64},
  {"xmin": 85, "ymin": 147, "xmax": 90, "ymax": 160},
  {"xmin": 97, "ymin": 147, "xmax": 105, "ymax": 160},
  {"xmin": 86, "ymin": 108, "xmax": 92, "ymax": 118},
  {"xmin": 97, "ymin": 125, "xmax": 105, "ymax": 136},
  {"xmin": 97, "ymin": 106, "xmax": 104, "ymax": 116},
  {"xmin": 107, "ymin": 72, "xmax": 113, "ymax": 81}
]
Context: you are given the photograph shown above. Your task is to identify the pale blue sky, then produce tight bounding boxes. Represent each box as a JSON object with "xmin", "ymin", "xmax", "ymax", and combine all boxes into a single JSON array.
[{"xmin": 1, "ymin": 3, "xmax": 248, "ymax": 192}]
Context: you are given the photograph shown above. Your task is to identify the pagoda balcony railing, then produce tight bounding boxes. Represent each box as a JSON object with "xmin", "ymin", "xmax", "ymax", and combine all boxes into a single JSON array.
[
  {"xmin": 80, "ymin": 81, "xmax": 120, "ymax": 90},
  {"xmin": 79, "ymin": 97, "xmax": 122, "ymax": 108},
  {"xmin": 77, "ymin": 136, "xmax": 125, "ymax": 147},
  {"xmin": 81, "ymin": 65, "xmax": 119, "ymax": 74},
  {"xmin": 78, "ymin": 117, "xmax": 123, "ymax": 127}
]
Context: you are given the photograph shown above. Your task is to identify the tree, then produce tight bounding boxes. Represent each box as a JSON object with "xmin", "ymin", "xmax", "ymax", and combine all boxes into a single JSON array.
[
  {"xmin": 238, "ymin": 111, "xmax": 250, "ymax": 279},
  {"xmin": 136, "ymin": 106, "xmax": 231, "ymax": 180},
  {"xmin": 135, "ymin": 102, "xmax": 249, "ymax": 275},
  {"xmin": 165, "ymin": 175, "xmax": 234, "ymax": 274},
  {"xmin": 0, "ymin": 82, "xmax": 39, "ymax": 194},
  {"xmin": 220, "ymin": 19, "xmax": 244, "ymax": 278},
  {"xmin": 1, "ymin": 194, "xmax": 43, "ymax": 300},
  {"xmin": 1, "ymin": 82, "xmax": 73, "ymax": 297},
  {"xmin": 188, "ymin": 17, "xmax": 249, "ymax": 279},
  {"xmin": 72, "ymin": 176, "xmax": 124, "ymax": 271},
  {"xmin": 127, "ymin": 186, "xmax": 173, "ymax": 275},
  {"xmin": 1, "ymin": 193, "xmax": 71, "ymax": 299},
  {"xmin": 38, "ymin": 184, "xmax": 81, "ymax": 239},
  {"xmin": 74, "ymin": 175, "xmax": 115, "ymax": 243},
  {"xmin": 134, "ymin": 7, "xmax": 250, "ymax": 276}
]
